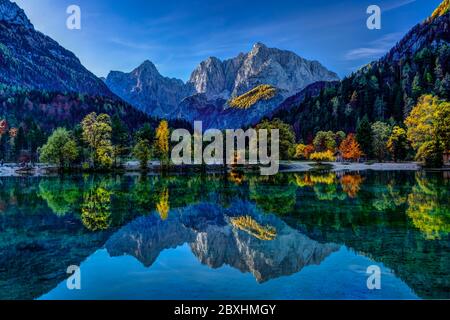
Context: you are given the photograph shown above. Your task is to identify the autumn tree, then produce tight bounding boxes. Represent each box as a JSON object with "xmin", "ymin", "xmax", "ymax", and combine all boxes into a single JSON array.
[
  {"xmin": 154, "ymin": 120, "xmax": 170, "ymax": 167},
  {"xmin": 387, "ymin": 126, "xmax": 409, "ymax": 162},
  {"xmin": 310, "ymin": 150, "xmax": 336, "ymax": 162},
  {"xmin": 81, "ymin": 112, "xmax": 113, "ymax": 169},
  {"xmin": 295, "ymin": 144, "xmax": 314, "ymax": 160},
  {"xmin": 0, "ymin": 119, "xmax": 7, "ymax": 136},
  {"xmin": 339, "ymin": 133, "xmax": 363, "ymax": 161},
  {"xmin": 405, "ymin": 94, "xmax": 450, "ymax": 167},
  {"xmin": 39, "ymin": 128, "xmax": 78, "ymax": 169}
]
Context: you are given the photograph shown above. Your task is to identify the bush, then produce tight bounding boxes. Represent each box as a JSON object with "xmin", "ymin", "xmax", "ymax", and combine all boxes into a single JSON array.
[{"xmin": 310, "ymin": 150, "xmax": 336, "ymax": 162}]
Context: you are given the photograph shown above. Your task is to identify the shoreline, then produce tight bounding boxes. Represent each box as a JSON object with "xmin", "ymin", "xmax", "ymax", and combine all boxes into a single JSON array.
[{"xmin": 0, "ymin": 161, "xmax": 438, "ymax": 177}]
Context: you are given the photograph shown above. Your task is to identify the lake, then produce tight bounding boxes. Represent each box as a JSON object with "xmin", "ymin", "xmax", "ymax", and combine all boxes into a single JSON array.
[{"xmin": 0, "ymin": 170, "xmax": 449, "ymax": 300}]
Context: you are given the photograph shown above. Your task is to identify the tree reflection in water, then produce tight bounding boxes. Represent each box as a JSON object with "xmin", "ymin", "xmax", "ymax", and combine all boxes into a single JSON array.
[
  {"xmin": 230, "ymin": 215, "xmax": 277, "ymax": 241},
  {"xmin": 1, "ymin": 170, "xmax": 449, "ymax": 299}
]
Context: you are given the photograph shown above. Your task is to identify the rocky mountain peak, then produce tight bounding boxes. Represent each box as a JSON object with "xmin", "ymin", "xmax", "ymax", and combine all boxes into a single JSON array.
[
  {"xmin": 106, "ymin": 61, "xmax": 195, "ymax": 118},
  {"xmin": 0, "ymin": 0, "xmax": 33, "ymax": 30},
  {"xmin": 135, "ymin": 60, "xmax": 159, "ymax": 75},
  {"xmin": 187, "ymin": 43, "xmax": 339, "ymax": 99},
  {"xmin": 251, "ymin": 42, "xmax": 268, "ymax": 53},
  {"xmin": 189, "ymin": 56, "xmax": 226, "ymax": 97}
]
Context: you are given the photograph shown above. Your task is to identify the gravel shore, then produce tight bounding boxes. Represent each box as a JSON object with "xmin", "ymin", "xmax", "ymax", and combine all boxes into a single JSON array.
[{"xmin": 0, "ymin": 161, "xmax": 430, "ymax": 177}]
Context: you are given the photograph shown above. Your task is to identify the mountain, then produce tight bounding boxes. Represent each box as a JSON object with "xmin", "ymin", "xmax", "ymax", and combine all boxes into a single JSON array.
[
  {"xmin": 105, "ymin": 43, "xmax": 339, "ymax": 124},
  {"xmin": 173, "ymin": 86, "xmax": 287, "ymax": 129},
  {"xmin": 106, "ymin": 60, "xmax": 194, "ymax": 118},
  {"xmin": 272, "ymin": 2, "xmax": 450, "ymax": 141},
  {"xmin": 0, "ymin": 0, "xmax": 112, "ymax": 96},
  {"xmin": 189, "ymin": 42, "xmax": 339, "ymax": 99},
  {"xmin": 0, "ymin": 0, "xmax": 168, "ymax": 146},
  {"xmin": 106, "ymin": 200, "xmax": 339, "ymax": 283},
  {"xmin": 0, "ymin": 85, "xmax": 159, "ymax": 135}
]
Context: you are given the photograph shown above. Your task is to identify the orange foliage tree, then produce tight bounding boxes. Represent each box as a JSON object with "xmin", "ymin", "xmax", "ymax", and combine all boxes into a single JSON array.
[
  {"xmin": 340, "ymin": 174, "xmax": 364, "ymax": 198},
  {"xmin": 0, "ymin": 120, "xmax": 8, "ymax": 136},
  {"xmin": 339, "ymin": 134, "xmax": 363, "ymax": 161}
]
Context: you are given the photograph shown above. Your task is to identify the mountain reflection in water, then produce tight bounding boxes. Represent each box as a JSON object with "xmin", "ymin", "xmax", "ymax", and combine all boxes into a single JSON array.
[
  {"xmin": 0, "ymin": 171, "xmax": 448, "ymax": 300},
  {"xmin": 106, "ymin": 201, "xmax": 340, "ymax": 283}
]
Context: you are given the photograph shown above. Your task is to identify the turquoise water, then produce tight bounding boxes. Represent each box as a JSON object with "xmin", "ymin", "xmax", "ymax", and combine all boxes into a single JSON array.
[{"xmin": 0, "ymin": 171, "xmax": 449, "ymax": 300}]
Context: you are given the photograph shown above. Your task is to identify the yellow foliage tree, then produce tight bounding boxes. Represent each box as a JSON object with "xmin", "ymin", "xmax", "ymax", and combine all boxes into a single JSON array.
[
  {"xmin": 310, "ymin": 150, "xmax": 336, "ymax": 162},
  {"xmin": 154, "ymin": 120, "xmax": 170, "ymax": 166},
  {"xmin": 229, "ymin": 85, "xmax": 277, "ymax": 109},
  {"xmin": 156, "ymin": 188, "xmax": 170, "ymax": 220},
  {"xmin": 81, "ymin": 112, "xmax": 113, "ymax": 169},
  {"xmin": 230, "ymin": 216, "xmax": 277, "ymax": 241},
  {"xmin": 405, "ymin": 94, "xmax": 450, "ymax": 166},
  {"xmin": 405, "ymin": 95, "xmax": 437, "ymax": 151},
  {"xmin": 431, "ymin": 0, "xmax": 450, "ymax": 20}
]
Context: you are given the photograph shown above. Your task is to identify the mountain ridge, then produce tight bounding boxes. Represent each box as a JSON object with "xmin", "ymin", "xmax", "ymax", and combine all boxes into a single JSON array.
[
  {"xmin": 271, "ymin": 4, "xmax": 450, "ymax": 141},
  {"xmin": 105, "ymin": 42, "xmax": 340, "ymax": 123},
  {"xmin": 106, "ymin": 60, "xmax": 194, "ymax": 118},
  {"xmin": 0, "ymin": 0, "xmax": 113, "ymax": 97}
]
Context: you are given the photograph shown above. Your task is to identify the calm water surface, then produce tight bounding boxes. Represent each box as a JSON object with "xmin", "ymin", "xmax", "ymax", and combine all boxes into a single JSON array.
[{"xmin": 0, "ymin": 170, "xmax": 449, "ymax": 300}]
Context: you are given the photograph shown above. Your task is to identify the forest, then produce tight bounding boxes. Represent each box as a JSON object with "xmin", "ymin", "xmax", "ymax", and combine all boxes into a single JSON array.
[{"xmin": 1, "ymin": 90, "xmax": 448, "ymax": 170}]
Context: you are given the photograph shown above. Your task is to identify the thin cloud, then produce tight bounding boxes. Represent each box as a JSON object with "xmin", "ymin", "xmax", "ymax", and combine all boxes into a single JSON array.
[
  {"xmin": 384, "ymin": 0, "xmax": 417, "ymax": 12},
  {"xmin": 108, "ymin": 38, "xmax": 161, "ymax": 51},
  {"xmin": 344, "ymin": 32, "xmax": 404, "ymax": 61}
]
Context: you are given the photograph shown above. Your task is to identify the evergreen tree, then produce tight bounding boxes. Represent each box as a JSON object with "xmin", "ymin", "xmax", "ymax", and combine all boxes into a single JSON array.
[
  {"xmin": 14, "ymin": 126, "xmax": 26, "ymax": 161},
  {"xmin": 356, "ymin": 116, "xmax": 373, "ymax": 158},
  {"xmin": 111, "ymin": 114, "xmax": 129, "ymax": 166}
]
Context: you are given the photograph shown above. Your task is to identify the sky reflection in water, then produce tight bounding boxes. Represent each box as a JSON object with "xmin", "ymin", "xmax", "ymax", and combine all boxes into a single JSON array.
[{"xmin": 0, "ymin": 170, "xmax": 448, "ymax": 300}]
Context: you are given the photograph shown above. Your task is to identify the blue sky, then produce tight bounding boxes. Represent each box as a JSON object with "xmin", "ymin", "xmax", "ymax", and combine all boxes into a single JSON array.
[{"xmin": 13, "ymin": 0, "xmax": 442, "ymax": 81}]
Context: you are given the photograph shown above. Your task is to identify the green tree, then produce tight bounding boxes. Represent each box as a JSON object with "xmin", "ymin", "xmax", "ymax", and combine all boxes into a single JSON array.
[
  {"xmin": 412, "ymin": 72, "xmax": 423, "ymax": 99},
  {"xmin": 335, "ymin": 131, "xmax": 346, "ymax": 147},
  {"xmin": 81, "ymin": 112, "xmax": 113, "ymax": 169},
  {"xmin": 371, "ymin": 122, "xmax": 392, "ymax": 161},
  {"xmin": 373, "ymin": 96, "xmax": 386, "ymax": 120},
  {"xmin": 255, "ymin": 119, "xmax": 296, "ymax": 160},
  {"xmin": 133, "ymin": 139, "xmax": 152, "ymax": 170},
  {"xmin": 111, "ymin": 114, "xmax": 129, "ymax": 167},
  {"xmin": 14, "ymin": 126, "xmax": 26, "ymax": 160},
  {"xmin": 39, "ymin": 128, "xmax": 78, "ymax": 169},
  {"xmin": 81, "ymin": 186, "xmax": 112, "ymax": 231},
  {"xmin": 313, "ymin": 131, "xmax": 336, "ymax": 152},
  {"xmin": 135, "ymin": 123, "xmax": 153, "ymax": 143},
  {"xmin": 356, "ymin": 115, "xmax": 373, "ymax": 158}
]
